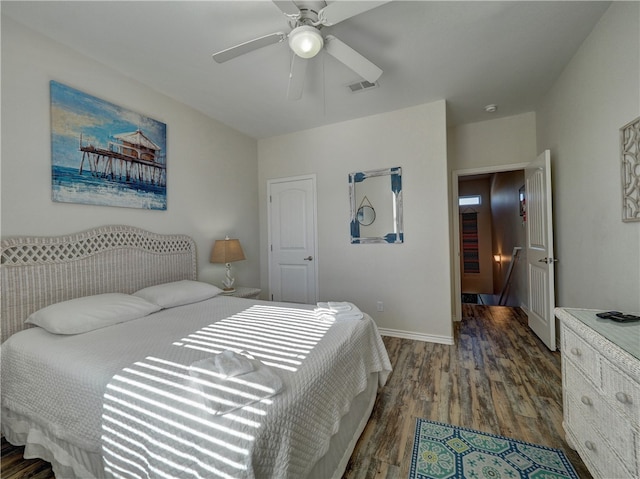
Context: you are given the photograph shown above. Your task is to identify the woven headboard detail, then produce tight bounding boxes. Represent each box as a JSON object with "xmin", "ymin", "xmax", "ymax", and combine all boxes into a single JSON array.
[{"xmin": 1, "ymin": 225, "xmax": 197, "ymax": 342}]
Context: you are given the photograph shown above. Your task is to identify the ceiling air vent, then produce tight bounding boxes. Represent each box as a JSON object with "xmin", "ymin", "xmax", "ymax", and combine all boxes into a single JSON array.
[{"xmin": 348, "ymin": 80, "xmax": 379, "ymax": 93}]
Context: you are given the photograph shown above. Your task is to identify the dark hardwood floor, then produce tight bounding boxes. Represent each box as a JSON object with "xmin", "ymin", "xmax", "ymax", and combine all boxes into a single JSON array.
[
  {"xmin": 1, "ymin": 305, "xmax": 590, "ymax": 478},
  {"xmin": 1, "ymin": 438, "xmax": 54, "ymax": 479},
  {"xmin": 342, "ymin": 304, "xmax": 591, "ymax": 479}
]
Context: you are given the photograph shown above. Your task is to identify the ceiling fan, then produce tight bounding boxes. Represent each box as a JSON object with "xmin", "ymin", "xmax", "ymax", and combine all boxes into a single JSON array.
[{"xmin": 212, "ymin": 1, "xmax": 390, "ymax": 100}]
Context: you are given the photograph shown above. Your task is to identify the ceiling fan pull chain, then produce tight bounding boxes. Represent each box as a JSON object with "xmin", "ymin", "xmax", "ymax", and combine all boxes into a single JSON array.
[{"xmin": 322, "ymin": 53, "xmax": 327, "ymax": 116}]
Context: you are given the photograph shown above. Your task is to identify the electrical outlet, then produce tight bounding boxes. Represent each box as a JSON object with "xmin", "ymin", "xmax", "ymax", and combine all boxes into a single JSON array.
[{"xmin": 376, "ymin": 301, "xmax": 384, "ymax": 312}]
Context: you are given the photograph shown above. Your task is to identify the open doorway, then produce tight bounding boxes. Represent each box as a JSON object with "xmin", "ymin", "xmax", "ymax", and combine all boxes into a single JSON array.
[
  {"xmin": 452, "ymin": 163, "xmax": 528, "ymax": 321},
  {"xmin": 458, "ymin": 174, "xmax": 493, "ymax": 304}
]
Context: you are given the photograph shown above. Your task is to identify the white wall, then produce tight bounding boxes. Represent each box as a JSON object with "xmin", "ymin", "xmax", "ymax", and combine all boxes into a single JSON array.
[
  {"xmin": 490, "ymin": 170, "xmax": 526, "ymax": 307},
  {"xmin": 536, "ymin": 2, "xmax": 640, "ymax": 312},
  {"xmin": 1, "ymin": 17, "xmax": 260, "ymax": 288},
  {"xmin": 258, "ymin": 101, "xmax": 453, "ymax": 343},
  {"xmin": 448, "ymin": 112, "xmax": 537, "ymax": 171}
]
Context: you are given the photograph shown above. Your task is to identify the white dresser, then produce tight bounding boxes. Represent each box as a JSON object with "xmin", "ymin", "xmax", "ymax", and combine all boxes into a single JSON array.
[{"xmin": 556, "ymin": 308, "xmax": 640, "ymax": 479}]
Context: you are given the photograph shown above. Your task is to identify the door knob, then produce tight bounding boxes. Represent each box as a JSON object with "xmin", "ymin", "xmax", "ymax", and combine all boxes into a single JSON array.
[
  {"xmin": 538, "ymin": 257, "xmax": 558, "ymax": 264},
  {"xmin": 304, "ymin": 256, "xmax": 313, "ymax": 261}
]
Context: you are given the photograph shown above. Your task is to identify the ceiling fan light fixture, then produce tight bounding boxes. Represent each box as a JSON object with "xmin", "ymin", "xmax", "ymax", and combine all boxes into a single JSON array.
[{"xmin": 289, "ymin": 26, "xmax": 324, "ymax": 59}]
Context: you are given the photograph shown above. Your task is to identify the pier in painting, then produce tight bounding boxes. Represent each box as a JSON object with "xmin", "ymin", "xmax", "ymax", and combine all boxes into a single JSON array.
[{"xmin": 79, "ymin": 129, "xmax": 166, "ymax": 187}]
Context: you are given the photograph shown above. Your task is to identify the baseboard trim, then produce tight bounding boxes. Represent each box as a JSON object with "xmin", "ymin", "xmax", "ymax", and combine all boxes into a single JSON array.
[{"xmin": 378, "ymin": 328, "xmax": 454, "ymax": 345}]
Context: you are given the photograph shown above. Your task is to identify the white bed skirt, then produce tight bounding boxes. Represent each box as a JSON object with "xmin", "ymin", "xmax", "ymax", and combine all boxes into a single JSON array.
[
  {"xmin": 3, "ymin": 408, "xmax": 103, "ymax": 478},
  {"xmin": 2, "ymin": 372, "xmax": 379, "ymax": 479}
]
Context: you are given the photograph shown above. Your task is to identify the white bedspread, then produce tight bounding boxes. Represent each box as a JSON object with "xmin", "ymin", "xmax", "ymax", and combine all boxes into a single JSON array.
[{"xmin": 1, "ymin": 296, "xmax": 391, "ymax": 479}]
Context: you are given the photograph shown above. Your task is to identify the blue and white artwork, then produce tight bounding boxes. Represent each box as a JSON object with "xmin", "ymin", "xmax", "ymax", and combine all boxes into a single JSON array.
[{"xmin": 50, "ymin": 81, "xmax": 167, "ymax": 210}]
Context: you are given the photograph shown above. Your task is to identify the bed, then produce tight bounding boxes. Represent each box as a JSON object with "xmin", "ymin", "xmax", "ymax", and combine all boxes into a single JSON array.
[{"xmin": 1, "ymin": 225, "xmax": 392, "ymax": 479}]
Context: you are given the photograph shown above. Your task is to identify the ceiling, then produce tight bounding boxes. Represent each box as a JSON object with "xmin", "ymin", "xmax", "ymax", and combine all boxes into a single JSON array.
[{"xmin": 2, "ymin": 1, "xmax": 610, "ymax": 139}]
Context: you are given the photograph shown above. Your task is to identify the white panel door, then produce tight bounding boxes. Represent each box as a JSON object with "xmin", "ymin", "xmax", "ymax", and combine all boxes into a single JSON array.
[
  {"xmin": 526, "ymin": 150, "xmax": 557, "ymax": 350},
  {"xmin": 268, "ymin": 175, "xmax": 318, "ymax": 304}
]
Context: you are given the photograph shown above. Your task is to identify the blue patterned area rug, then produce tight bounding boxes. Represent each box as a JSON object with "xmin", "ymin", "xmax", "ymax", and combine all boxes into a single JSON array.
[{"xmin": 410, "ymin": 419, "xmax": 579, "ymax": 479}]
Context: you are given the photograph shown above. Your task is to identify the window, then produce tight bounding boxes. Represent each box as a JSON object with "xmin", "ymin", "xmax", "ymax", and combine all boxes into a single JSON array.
[{"xmin": 459, "ymin": 195, "xmax": 481, "ymax": 207}]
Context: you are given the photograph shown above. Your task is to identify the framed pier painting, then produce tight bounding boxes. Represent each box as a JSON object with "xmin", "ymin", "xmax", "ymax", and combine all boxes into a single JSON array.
[{"xmin": 50, "ymin": 81, "xmax": 167, "ymax": 210}]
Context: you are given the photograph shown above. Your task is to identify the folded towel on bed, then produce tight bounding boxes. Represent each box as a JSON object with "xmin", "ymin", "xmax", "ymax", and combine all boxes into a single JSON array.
[
  {"xmin": 315, "ymin": 301, "xmax": 354, "ymax": 312},
  {"xmin": 199, "ymin": 349, "xmax": 255, "ymax": 377},
  {"xmin": 189, "ymin": 355, "xmax": 283, "ymax": 415},
  {"xmin": 314, "ymin": 301, "xmax": 364, "ymax": 322},
  {"xmin": 318, "ymin": 312, "xmax": 364, "ymax": 322}
]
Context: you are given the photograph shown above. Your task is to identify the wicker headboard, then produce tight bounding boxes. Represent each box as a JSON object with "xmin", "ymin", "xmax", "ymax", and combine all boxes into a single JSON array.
[{"xmin": 1, "ymin": 225, "xmax": 197, "ymax": 342}]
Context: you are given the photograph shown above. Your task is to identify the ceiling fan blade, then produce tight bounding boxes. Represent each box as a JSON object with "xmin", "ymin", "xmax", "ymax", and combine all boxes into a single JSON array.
[
  {"xmin": 272, "ymin": 0, "xmax": 300, "ymax": 17},
  {"xmin": 212, "ymin": 32, "xmax": 287, "ymax": 63},
  {"xmin": 287, "ymin": 54, "xmax": 308, "ymax": 101},
  {"xmin": 324, "ymin": 35, "xmax": 382, "ymax": 83},
  {"xmin": 318, "ymin": 1, "xmax": 391, "ymax": 26}
]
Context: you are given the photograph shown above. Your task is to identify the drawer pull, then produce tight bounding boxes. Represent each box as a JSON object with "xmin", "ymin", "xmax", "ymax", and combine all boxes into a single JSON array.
[
  {"xmin": 584, "ymin": 441, "xmax": 596, "ymax": 451},
  {"xmin": 580, "ymin": 396, "xmax": 592, "ymax": 406},
  {"xmin": 570, "ymin": 347, "xmax": 581, "ymax": 356},
  {"xmin": 615, "ymin": 392, "xmax": 631, "ymax": 404}
]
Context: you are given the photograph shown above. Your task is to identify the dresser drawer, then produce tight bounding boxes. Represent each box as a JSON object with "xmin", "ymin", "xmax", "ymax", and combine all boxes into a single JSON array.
[
  {"xmin": 562, "ymin": 326, "xmax": 601, "ymax": 382},
  {"xmin": 566, "ymin": 403, "xmax": 634, "ymax": 479},
  {"xmin": 601, "ymin": 359, "xmax": 640, "ymax": 425},
  {"xmin": 565, "ymin": 365, "xmax": 638, "ymax": 473}
]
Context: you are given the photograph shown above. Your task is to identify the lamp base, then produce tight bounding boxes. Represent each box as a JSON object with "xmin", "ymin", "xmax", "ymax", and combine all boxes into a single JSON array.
[
  {"xmin": 221, "ymin": 262, "xmax": 236, "ymax": 291},
  {"xmin": 221, "ymin": 288, "xmax": 236, "ymax": 294}
]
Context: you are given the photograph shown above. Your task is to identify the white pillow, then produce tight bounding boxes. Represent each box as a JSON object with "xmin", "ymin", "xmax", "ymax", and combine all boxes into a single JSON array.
[
  {"xmin": 133, "ymin": 280, "xmax": 223, "ymax": 309},
  {"xmin": 26, "ymin": 293, "xmax": 161, "ymax": 335}
]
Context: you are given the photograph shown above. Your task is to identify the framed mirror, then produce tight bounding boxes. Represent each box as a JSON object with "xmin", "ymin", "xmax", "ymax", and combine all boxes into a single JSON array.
[{"xmin": 349, "ymin": 167, "xmax": 403, "ymax": 244}]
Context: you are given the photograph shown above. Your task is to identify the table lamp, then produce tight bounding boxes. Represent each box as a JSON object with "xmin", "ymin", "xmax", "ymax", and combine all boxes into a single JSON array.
[{"xmin": 210, "ymin": 236, "xmax": 245, "ymax": 292}]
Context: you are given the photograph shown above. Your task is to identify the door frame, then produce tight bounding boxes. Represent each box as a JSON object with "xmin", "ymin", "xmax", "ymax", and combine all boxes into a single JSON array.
[
  {"xmin": 451, "ymin": 163, "xmax": 529, "ymax": 322},
  {"xmin": 267, "ymin": 173, "xmax": 319, "ymax": 303}
]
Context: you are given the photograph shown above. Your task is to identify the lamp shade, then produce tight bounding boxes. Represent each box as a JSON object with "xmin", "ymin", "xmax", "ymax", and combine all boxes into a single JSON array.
[
  {"xmin": 289, "ymin": 26, "xmax": 324, "ymax": 59},
  {"xmin": 210, "ymin": 238, "xmax": 245, "ymax": 264}
]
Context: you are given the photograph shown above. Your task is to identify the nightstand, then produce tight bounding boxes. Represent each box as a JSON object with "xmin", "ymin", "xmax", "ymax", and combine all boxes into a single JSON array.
[{"xmin": 222, "ymin": 287, "xmax": 261, "ymax": 299}]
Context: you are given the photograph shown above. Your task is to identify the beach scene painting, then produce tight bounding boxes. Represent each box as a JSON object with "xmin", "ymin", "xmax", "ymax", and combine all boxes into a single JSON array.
[{"xmin": 50, "ymin": 81, "xmax": 167, "ymax": 210}]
